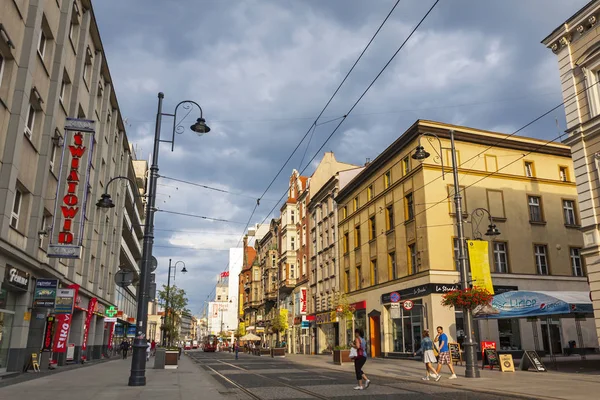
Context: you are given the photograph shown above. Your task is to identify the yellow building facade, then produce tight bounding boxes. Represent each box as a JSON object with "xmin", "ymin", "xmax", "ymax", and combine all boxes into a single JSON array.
[
  {"xmin": 336, "ymin": 120, "xmax": 595, "ymax": 358},
  {"xmin": 543, "ymin": 0, "xmax": 600, "ymax": 347}
]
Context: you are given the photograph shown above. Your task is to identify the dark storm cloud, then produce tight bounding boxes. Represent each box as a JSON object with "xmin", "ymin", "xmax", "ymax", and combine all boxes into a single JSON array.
[{"xmin": 92, "ymin": 0, "xmax": 588, "ymax": 314}]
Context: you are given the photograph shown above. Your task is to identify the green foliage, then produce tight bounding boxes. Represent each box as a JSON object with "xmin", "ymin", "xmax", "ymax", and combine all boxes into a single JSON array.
[
  {"xmin": 334, "ymin": 345, "xmax": 350, "ymax": 350},
  {"xmin": 270, "ymin": 312, "xmax": 288, "ymax": 333},
  {"xmin": 158, "ymin": 285, "xmax": 188, "ymax": 344}
]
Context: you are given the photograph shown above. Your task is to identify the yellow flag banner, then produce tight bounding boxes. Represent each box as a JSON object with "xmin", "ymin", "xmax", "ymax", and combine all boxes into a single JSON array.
[{"xmin": 467, "ymin": 240, "xmax": 494, "ymax": 294}]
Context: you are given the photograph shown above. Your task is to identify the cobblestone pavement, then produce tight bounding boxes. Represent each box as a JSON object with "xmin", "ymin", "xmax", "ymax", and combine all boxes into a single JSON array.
[{"xmin": 188, "ymin": 350, "xmax": 536, "ymax": 400}]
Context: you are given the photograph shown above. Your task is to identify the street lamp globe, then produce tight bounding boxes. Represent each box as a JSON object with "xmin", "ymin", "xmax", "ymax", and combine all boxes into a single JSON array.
[
  {"xmin": 190, "ymin": 118, "xmax": 210, "ymax": 136},
  {"xmin": 485, "ymin": 223, "xmax": 501, "ymax": 237},
  {"xmin": 96, "ymin": 193, "xmax": 115, "ymax": 211},
  {"xmin": 412, "ymin": 145, "xmax": 430, "ymax": 160},
  {"xmin": 181, "ymin": 266, "xmax": 188, "ymax": 274}
]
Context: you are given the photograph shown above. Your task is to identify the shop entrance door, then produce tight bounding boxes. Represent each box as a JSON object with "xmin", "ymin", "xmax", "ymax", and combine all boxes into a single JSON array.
[
  {"xmin": 369, "ymin": 315, "xmax": 381, "ymax": 357},
  {"xmin": 541, "ymin": 319, "xmax": 562, "ymax": 355}
]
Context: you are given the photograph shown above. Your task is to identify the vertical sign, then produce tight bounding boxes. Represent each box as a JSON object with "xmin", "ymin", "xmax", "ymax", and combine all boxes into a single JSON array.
[
  {"xmin": 48, "ymin": 118, "xmax": 95, "ymax": 259},
  {"xmin": 52, "ymin": 284, "xmax": 80, "ymax": 354},
  {"xmin": 42, "ymin": 316, "xmax": 55, "ymax": 352},
  {"xmin": 81, "ymin": 297, "xmax": 97, "ymax": 361},
  {"xmin": 54, "ymin": 288, "xmax": 76, "ymax": 314},
  {"xmin": 467, "ymin": 240, "xmax": 495, "ymax": 294},
  {"xmin": 300, "ymin": 287, "xmax": 307, "ymax": 315},
  {"xmin": 107, "ymin": 322, "xmax": 115, "ymax": 350}
]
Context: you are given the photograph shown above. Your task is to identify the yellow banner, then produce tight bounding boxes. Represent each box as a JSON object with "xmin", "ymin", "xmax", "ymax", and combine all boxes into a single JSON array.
[
  {"xmin": 238, "ymin": 322, "xmax": 246, "ymax": 336},
  {"xmin": 280, "ymin": 309, "xmax": 289, "ymax": 330},
  {"xmin": 467, "ymin": 240, "xmax": 494, "ymax": 294},
  {"xmin": 239, "ymin": 296, "xmax": 244, "ymax": 317}
]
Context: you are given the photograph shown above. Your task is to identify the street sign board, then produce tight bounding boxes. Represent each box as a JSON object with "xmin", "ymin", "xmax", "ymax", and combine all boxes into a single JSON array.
[
  {"xmin": 402, "ymin": 300, "xmax": 414, "ymax": 311},
  {"xmin": 390, "ymin": 292, "xmax": 400, "ymax": 303},
  {"xmin": 115, "ymin": 270, "xmax": 134, "ymax": 287}
]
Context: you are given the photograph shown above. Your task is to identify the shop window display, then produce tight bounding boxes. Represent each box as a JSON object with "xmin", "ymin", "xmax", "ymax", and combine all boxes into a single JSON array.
[
  {"xmin": 0, "ymin": 289, "xmax": 15, "ymax": 372},
  {"xmin": 498, "ymin": 318, "xmax": 522, "ymax": 350},
  {"xmin": 389, "ymin": 300, "xmax": 423, "ymax": 353}
]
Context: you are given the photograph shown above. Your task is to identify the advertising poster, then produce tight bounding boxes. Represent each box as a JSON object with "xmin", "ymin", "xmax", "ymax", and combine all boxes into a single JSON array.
[
  {"xmin": 33, "ymin": 279, "xmax": 58, "ymax": 308},
  {"xmin": 52, "ymin": 284, "xmax": 80, "ymax": 354},
  {"xmin": 54, "ymin": 288, "xmax": 76, "ymax": 314}
]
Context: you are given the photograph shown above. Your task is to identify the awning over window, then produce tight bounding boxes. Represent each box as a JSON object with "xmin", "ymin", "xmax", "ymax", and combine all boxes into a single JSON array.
[{"xmin": 473, "ymin": 291, "xmax": 593, "ymax": 319}]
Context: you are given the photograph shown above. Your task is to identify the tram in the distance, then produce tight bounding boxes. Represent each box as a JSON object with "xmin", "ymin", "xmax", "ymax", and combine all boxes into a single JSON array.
[{"xmin": 203, "ymin": 334, "xmax": 218, "ymax": 352}]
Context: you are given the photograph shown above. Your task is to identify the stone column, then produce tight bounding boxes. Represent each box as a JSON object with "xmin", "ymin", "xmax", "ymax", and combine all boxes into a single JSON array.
[
  {"xmin": 6, "ymin": 289, "xmax": 32, "ymax": 372},
  {"xmin": 87, "ymin": 316, "xmax": 96, "ymax": 360},
  {"xmin": 69, "ymin": 309, "xmax": 85, "ymax": 363},
  {"xmin": 94, "ymin": 316, "xmax": 105, "ymax": 359}
]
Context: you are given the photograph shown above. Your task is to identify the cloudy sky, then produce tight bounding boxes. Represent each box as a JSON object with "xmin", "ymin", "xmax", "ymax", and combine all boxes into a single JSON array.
[{"xmin": 92, "ymin": 0, "xmax": 587, "ymax": 316}]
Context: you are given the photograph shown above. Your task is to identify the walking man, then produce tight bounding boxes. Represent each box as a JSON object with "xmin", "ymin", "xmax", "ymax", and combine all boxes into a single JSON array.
[
  {"xmin": 434, "ymin": 326, "xmax": 457, "ymax": 379},
  {"xmin": 120, "ymin": 339, "xmax": 130, "ymax": 360}
]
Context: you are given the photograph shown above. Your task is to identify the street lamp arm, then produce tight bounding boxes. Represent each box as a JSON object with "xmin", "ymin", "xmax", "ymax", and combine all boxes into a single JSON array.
[
  {"xmin": 159, "ymin": 100, "xmax": 207, "ymax": 151},
  {"xmin": 104, "ymin": 176, "xmax": 136, "ymax": 195},
  {"xmin": 415, "ymin": 132, "xmax": 446, "ymax": 180},
  {"xmin": 468, "ymin": 207, "xmax": 500, "ymax": 240}
]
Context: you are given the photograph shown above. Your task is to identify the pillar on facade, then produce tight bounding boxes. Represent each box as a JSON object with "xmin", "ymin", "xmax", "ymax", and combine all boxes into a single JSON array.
[
  {"xmin": 67, "ymin": 310, "xmax": 85, "ymax": 364},
  {"xmin": 6, "ymin": 291, "xmax": 32, "ymax": 372},
  {"xmin": 94, "ymin": 316, "xmax": 105, "ymax": 359}
]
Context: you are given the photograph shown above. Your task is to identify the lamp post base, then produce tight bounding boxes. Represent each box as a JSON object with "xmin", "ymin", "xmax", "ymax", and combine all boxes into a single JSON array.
[
  {"xmin": 128, "ymin": 341, "xmax": 148, "ymax": 386},
  {"xmin": 462, "ymin": 341, "xmax": 481, "ymax": 378}
]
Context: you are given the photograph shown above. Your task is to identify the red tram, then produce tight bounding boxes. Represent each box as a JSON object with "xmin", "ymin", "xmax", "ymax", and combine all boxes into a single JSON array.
[{"xmin": 203, "ymin": 334, "xmax": 217, "ymax": 352}]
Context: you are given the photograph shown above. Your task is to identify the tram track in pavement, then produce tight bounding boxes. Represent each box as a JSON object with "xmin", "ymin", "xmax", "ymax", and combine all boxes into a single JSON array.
[{"xmin": 187, "ymin": 351, "xmax": 533, "ymax": 400}]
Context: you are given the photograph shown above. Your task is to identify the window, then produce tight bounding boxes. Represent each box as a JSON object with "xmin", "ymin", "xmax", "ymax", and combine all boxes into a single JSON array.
[
  {"xmin": 59, "ymin": 80, "xmax": 66, "ymax": 104},
  {"xmin": 570, "ymin": 248, "xmax": 584, "ymax": 277},
  {"xmin": 493, "ymin": 242, "xmax": 509, "ymax": 273},
  {"xmin": 341, "ymin": 206, "xmax": 347, "ymax": 219},
  {"xmin": 290, "ymin": 236, "xmax": 295, "ymax": 250},
  {"xmin": 559, "ymin": 166, "xmax": 569, "ymax": 182},
  {"xmin": 528, "ymin": 196, "xmax": 543, "ymax": 222},
  {"xmin": 524, "ymin": 161, "xmax": 534, "ymax": 177},
  {"xmin": 39, "ymin": 212, "xmax": 50, "ymax": 248},
  {"xmin": 498, "ymin": 318, "xmax": 522, "ymax": 350},
  {"xmin": 83, "ymin": 63, "xmax": 89, "ymax": 84},
  {"xmin": 402, "ymin": 157, "xmax": 410, "ymax": 175},
  {"xmin": 453, "ymin": 238, "xmax": 460, "ymax": 271},
  {"xmin": 0, "ymin": 53, "xmax": 5, "ymax": 88},
  {"xmin": 49, "ymin": 140, "xmax": 58, "ymax": 172},
  {"xmin": 405, "ymin": 193, "xmax": 414, "ymax": 221},
  {"xmin": 355, "ymin": 265, "xmax": 362, "ymax": 290},
  {"xmin": 369, "ymin": 216, "xmax": 376, "ymax": 240},
  {"xmin": 11, "ymin": 189, "xmax": 22, "ymax": 229},
  {"xmin": 384, "ymin": 170, "xmax": 391, "ymax": 189},
  {"xmin": 534, "ymin": 245, "xmax": 549, "ymax": 275},
  {"xmin": 386, "ymin": 205, "xmax": 394, "ymax": 231},
  {"xmin": 388, "ymin": 252, "xmax": 397, "ymax": 280},
  {"xmin": 354, "ymin": 226, "xmax": 361, "ymax": 249},
  {"xmin": 69, "ymin": 23, "xmax": 75, "ymax": 42},
  {"xmin": 38, "ymin": 30, "xmax": 47, "ymax": 58},
  {"xmin": 367, "ymin": 185, "xmax": 373, "ymax": 201},
  {"xmin": 370, "ymin": 260, "xmax": 378, "ymax": 285},
  {"xmin": 343, "ymin": 232, "xmax": 349, "ymax": 254},
  {"xmin": 345, "ymin": 270, "xmax": 350, "ymax": 293},
  {"xmin": 408, "ymin": 243, "xmax": 418, "ymax": 274},
  {"xmin": 353, "ymin": 197, "xmax": 358, "ymax": 212},
  {"xmin": 290, "ymin": 210, "xmax": 295, "ymax": 224},
  {"xmin": 563, "ymin": 200, "xmax": 577, "ymax": 225},
  {"xmin": 24, "ymin": 104, "xmax": 35, "ymax": 138}
]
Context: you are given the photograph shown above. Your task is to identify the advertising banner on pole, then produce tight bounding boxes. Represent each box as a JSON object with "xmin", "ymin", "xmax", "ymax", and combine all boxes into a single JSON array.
[
  {"xmin": 48, "ymin": 118, "xmax": 95, "ymax": 259},
  {"xmin": 42, "ymin": 316, "xmax": 55, "ymax": 352},
  {"xmin": 52, "ymin": 284, "xmax": 80, "ymax": 354},
  {"xmin": 81, "ymin": 297, "xmax": 97, "ymax": 361},
  {"xmin": 54, "ymin": 288, "xmax": 76, "ymax": 314},
  {"xmin": 107, "ymin": 322, "xmax": 115, "ymax": 349},
  {"xmin": 467, "ymin": 240, "xmax": 494, "ymax": 294},
  {"xmin": 300, "ymin": 288, "xmax": 307, "ymax": 315},
  {"xmin": 33, "ymin": 279, "xmax": 58, "ymax": 308}
]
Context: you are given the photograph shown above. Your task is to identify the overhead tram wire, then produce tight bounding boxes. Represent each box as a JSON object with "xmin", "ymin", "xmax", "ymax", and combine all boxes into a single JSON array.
[
  {"xmin": 256, "ymin": 0, "xmax": 404, "ymax": 202},
  {"xmin": 160, "ymin": 175, "xmax": 279, "ymax": 202},
  {"xmin": 201, "ymin": 0, "xmax": 408, "ymax": 297},
  {"xmin": 156, "ymin": 209, "xmax": 247, "ymax": 224},
  {"xmin": 255, "ymin": 0, "xmax": 442, "ymax": 229}
]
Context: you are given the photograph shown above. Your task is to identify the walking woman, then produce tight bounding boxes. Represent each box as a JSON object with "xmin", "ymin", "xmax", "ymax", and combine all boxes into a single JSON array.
[
  {"xmin": 413, "ymin": 330, "xmax": 440, "ymax": 381},
  {"xmin": 352, "ymin": 329, "xmax": 370, "ymax": 390}
]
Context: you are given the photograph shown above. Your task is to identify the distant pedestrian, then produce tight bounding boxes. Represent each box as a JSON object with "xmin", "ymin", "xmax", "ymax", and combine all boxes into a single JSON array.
[
  {"xmin": 235, "ymin": 340, "xmax": 239, "ymax": 360},
  {"xmin": 434, "ymin": 326, "xmax": 457, "ymax": 379},
  {"xmin": 151, "ymin": 340, "xmax": 156, "ymax": 356},
  {"xmin": 120, "ymin": 340, "xmax": 130, "ymax": 359},
  {"xmin": 146, "ymin": 340, "xmax": 151, "ymax": 361},
  {"xmin": 414, "ymin": 330, "xmax": 441, "ymax": 381},
  {"xmin": 352, "ymin": 329, "xmax": 370, "ymax": 390}
]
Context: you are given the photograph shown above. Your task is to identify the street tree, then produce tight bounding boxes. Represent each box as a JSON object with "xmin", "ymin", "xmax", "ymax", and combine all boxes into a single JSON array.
[{"xmin": 158, "ymin": 284, "xmax": 188, "ymax": 346}]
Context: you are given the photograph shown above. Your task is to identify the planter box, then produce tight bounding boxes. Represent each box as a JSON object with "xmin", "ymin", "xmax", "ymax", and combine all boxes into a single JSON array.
[
  {"xmin": 165, "ymin": 350, "xmax": 179, "ymax": 369},
  {"xmin": 333, "ymin": 350, "xmax": 351, "ymax": 365},
  {"xmin": 260, "ymin": 349, "xmax": 271, "ymax": 356},
  {"xmin": 271, "ymin": 347, "xmax": 286, "ymax": 358}
]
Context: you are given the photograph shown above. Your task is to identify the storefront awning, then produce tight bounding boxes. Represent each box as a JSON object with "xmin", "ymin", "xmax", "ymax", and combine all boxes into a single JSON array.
[{"xmin": 473, "ymin": 290, "xmax": 593, "ymax": 319}]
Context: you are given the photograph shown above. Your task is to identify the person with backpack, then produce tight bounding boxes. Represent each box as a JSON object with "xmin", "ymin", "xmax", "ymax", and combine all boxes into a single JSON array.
[{"xmin": 351, "ymin": 328, "xmax": 370, "ymax": 390}]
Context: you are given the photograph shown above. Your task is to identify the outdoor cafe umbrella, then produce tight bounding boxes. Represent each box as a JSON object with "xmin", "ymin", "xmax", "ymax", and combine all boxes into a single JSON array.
[{"xmin": 239, "ymin": 333, "xmax": 261, "ymax": 341}]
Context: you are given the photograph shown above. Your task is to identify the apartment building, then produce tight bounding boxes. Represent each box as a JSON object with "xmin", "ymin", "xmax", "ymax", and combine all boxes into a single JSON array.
[
  {"xmin": 306, "ymin": 152, "xmax": 362, "ymax": 354},
  {"xmin": 255, "ymin": 219, "xmax": 279, "ymax": 345},
  {"xmin": 0, "ymin": 0, "xmax": 142, "ymax": 372},
  {"xmin": 542, "ymin": 0, "xmax": 600, "ymax": 346},
  {"xmin": 336, "ymin": 120, "xmax": 594, "ymax": 357},
  {"xmin": 239, "ymin": 236, "xmax": 258, "ymax": 333}
]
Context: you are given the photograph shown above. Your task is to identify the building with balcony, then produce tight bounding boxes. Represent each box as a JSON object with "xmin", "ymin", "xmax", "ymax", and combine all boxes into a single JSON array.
[
  {"xmin": 336, "ymin": 120, "xmax": 594, "ymax": 358},
  {"xmin": 542, "ymin": 0, "xmax": 600, "ymax": 347},
  {"xmin": 307, "ymin": 153, "xmax": 362, "ymax": 354},
  {"xmin": 0, "ymin": 0, "xmax": 143, "ymax": 372},
  {"xmin": 239, "ymin": 236, "xmax": 258, "ymax": 333},
  {"xmin": 255, "ymin": 219, "xmax": 279, "ymax": 345}
]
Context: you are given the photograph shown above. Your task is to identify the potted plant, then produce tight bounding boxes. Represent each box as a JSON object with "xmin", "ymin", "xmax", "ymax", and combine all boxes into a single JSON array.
[
  {"xmin": 333, "ymin": 345, "xmax": 352, "ymax": 365},
  {"xmin": 441, "ymin": 287, "xmax": 493, "ymax": 310},
  {"xmin": 270, "ymin": 313, "xmax": 288, "ymax": 357}
]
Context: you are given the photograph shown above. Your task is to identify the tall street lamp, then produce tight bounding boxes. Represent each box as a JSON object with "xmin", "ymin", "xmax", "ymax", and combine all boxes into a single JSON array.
[
  {"xmin": 163, "ymin": 259, "xmax": 187, "ymax": 346},
  {"xmin": 98, "ymin": 92, "xmax": 210, "ymax": 387},
  {"xmin": 411, "ymin": 129, "xmax": 481, "ymax": 378}
]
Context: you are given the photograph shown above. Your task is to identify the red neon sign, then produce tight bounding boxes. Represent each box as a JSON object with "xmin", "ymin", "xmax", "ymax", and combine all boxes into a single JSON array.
[{"xmin": 58, "ymin": 132, "xmax": 86, "ymax": 244}]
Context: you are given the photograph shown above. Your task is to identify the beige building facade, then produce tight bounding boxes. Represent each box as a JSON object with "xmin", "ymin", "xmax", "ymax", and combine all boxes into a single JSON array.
[
  {"xmin": 336, "ymin": 120, "xmax": 595, "ymax": 358},
  {"xmin": 543, "ymin": 0, "xmax": 600, "ymax": 347},
  {"xmin": 0, "ymin": 0, "xmax": 143, "ymax": 371}
]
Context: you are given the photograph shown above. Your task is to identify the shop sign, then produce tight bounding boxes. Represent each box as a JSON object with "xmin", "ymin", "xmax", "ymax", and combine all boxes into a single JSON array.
[
  {"xmin": 81, "ymin": 297, "xmax": 97, "ymax": 361},
  {"xmin": 114, "ymin": 325, "xmax": 124, "ymax": 337},
  {"xmin": 106, "ymin": 306, "xmax": 118, "ymax": 317},
  {"xmin": 316, "ymin": 311, "xmax": 336, "ymax": 325},
  {"xmin": 300, "ymin": 288, "xmax": 307, "ymax": 315},
  {"xmin": 350, "ymin": 301, "xmax": 366, "ymax": 310},
  {"xmin": 301, "ymin": 321, "xmax": 310, "ymax": 328},
  {"xmin": 52, "ymin": 284, "xmax": 80, "ymax": 354},
  {"xmin": 93, "ymin": 302, "xmax": 105, "ymax": 316},
  {"xmin": 126, "ymin": 326, "xmax": 136, "ymax": 337},
  {"xmin": 48, "ymin": 118, "xmax": 95, "ymax": 259},
  {"xmin": 4, "ymin": 266, "xmax": 30, "ymax": 291},
  {"xmin": 104, "ymin": 317, "xmax": 117, "ymax": 323},
  {"xmin": 42, "ymin": 316, "xmax": 55, "ymax": 352},
  {"xmin": 107, "ymin": 322, "xmax": 115, "ymax": 349},
  {"xmin": 381, "ymin": 283, "xmax": 462, "ymax": 304},
  {"xmin": 54, "ymin": 288, "xmax": 76, "ymax": 314},
  {"xmin": 33, "ymin": 279, "xmax": 58, "ymax": 308}
]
